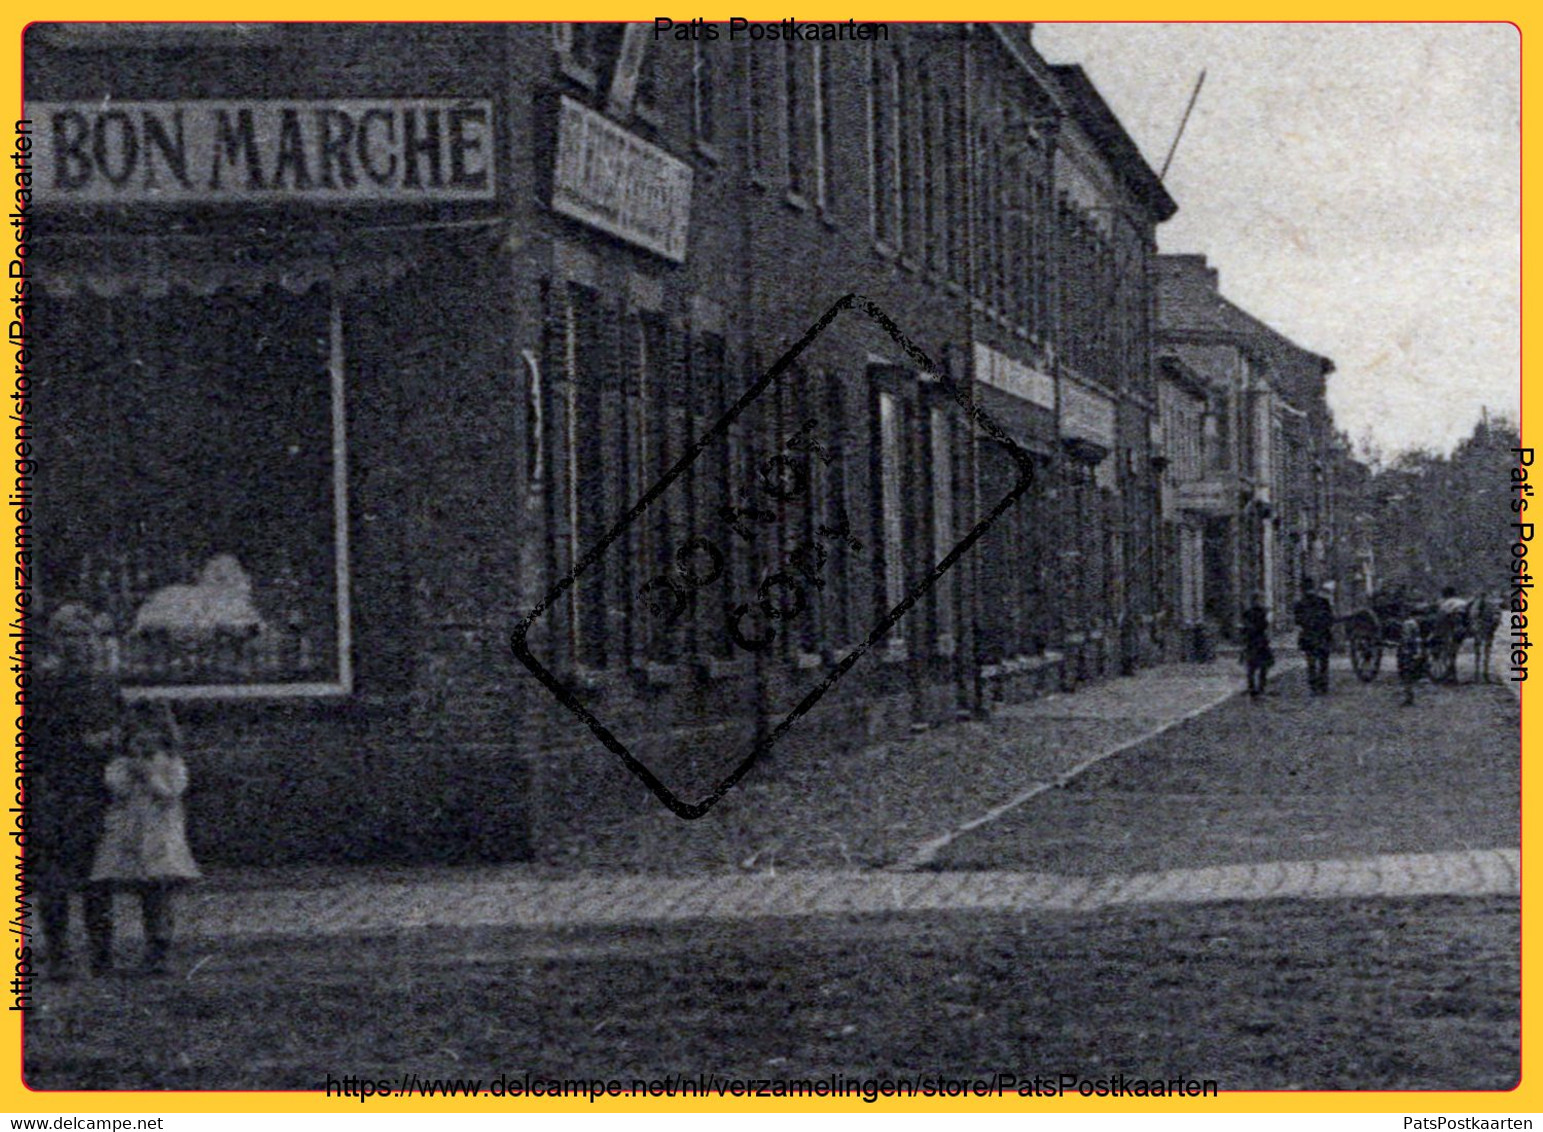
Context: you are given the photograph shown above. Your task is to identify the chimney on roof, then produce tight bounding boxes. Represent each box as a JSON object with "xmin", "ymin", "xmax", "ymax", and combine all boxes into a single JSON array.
[{"xmin": 1158, "ymin": 253, "xmax": 1220, "ymax": 292}]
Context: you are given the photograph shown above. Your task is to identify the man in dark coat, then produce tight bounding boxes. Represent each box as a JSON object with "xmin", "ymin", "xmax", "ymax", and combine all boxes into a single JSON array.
[
  {"xmin": 30, "ymin": 604, "xmax": 120, "ymax": 978},
  {"xmin": 1293, "ymin": 577, "xmax": 1336, "ymax": 695}
]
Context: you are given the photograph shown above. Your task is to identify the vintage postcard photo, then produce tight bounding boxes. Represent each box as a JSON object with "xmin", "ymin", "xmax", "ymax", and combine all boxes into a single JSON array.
[{"xmin": 8, "ymin": 20, "xmax": 1523, "ymax": 1103}]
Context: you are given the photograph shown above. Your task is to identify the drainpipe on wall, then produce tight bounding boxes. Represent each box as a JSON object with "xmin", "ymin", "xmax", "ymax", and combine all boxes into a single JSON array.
[
  {"xmin": 962, "ymin": 25, "xmax": 986, "ymax": 718},
  {"xmin": 742, "ymin": 48, "xmax": 773, "ymax": 758}
]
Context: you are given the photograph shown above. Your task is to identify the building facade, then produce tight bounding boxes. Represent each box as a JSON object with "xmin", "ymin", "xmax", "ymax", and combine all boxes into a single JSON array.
[
  {"xmin": 1154, "ymin": 254, "xmax": 1335, "ymax": 638},
  {"xmin": 1155, "ymin": 354, "xmax": 1210, "ymax": 656},
  {"xmin": 29, "ymin": 23, "xmax": 1186, "ymax": 863}
]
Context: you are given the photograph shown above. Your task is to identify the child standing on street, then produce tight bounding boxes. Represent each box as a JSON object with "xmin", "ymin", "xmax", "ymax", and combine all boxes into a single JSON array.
[{"xmin": 89, "ymin": 706, "xmax": 201, "ymax": 974}]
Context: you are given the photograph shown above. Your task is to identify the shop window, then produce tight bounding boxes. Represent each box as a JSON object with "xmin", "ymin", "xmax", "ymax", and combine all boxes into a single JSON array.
[
  {"xmin": 823, "ymin": 373, "xmax": 854, "ymax": 647},
  {"xmin": 36, "ymin": 286, "xmax": 349, "ymax": 698},
  {"xmin": 799, "ymin": 378, "xmax": 833, "ymax": 656},
  {"xmin": 771, "ymin": 366, "xmax": 836, "ymax": 658},
  {"xmin": 977, "ymin": 440, "xmax": 1048, "ymax": 662}
]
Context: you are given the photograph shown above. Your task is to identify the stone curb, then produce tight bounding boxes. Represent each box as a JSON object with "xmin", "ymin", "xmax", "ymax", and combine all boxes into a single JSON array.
[{"xmin": 168, "ymin": 848, "xmax": 1519, "ymax": 941}]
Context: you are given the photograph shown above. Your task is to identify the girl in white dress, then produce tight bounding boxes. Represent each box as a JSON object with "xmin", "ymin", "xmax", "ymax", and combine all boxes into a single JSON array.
[{"xmin": 90, "ymin": 706, "xmax": 201, "ymax": 974}]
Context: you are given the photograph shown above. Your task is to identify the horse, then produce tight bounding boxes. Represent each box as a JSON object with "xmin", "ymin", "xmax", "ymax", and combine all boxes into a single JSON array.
[
  {"xmin": 1432, "ymin": 592, "xmax": 1503, "ymax": 683},
  {"xmin": 1471, "ymin": 593, "xmax": 1504, "ymax": 683}
]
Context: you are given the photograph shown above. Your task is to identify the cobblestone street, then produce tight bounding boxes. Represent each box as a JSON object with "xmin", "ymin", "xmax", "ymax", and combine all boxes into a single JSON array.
[
  {"xmin": 22, "ymin": 896, "xmax": 1520, "ymax": 1094},
  {"xmin": 24, "ymin": 655, "xmax": 1521, "ymax": 1093}
]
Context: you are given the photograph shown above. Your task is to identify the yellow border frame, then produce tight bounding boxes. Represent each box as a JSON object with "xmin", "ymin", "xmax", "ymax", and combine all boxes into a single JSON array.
[{"xmin": 1, "ymin": 8, "xmax": 1530, "ymax": 1116}]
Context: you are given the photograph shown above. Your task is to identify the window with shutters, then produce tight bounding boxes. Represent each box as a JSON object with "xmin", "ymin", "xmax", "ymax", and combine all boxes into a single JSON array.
[
  {"xmin": 692, "ymin": 39, "xmax": 717, "ymax": 147},
  {"xmin": 929, "ymin": 406, "xmax": 958, "ymax": 655},
  {"xmin": 868, "ymin": 43, "xmax": 900, "ymax": 247},
  {"xmin": 561, "ymin": 282, "xmax": 625, "ymax": 669},
  {"xmin": 874, "ymin": 388, "xmax": 907, "ymax": 651},
  {"xmin": 637, "ymin": 310, "xmax": 683, "ymax": 664}
]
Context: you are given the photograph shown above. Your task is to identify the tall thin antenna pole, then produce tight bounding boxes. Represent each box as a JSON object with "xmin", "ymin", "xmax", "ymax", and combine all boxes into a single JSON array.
[{"xmin": 1160, "ymin": 69, "xmax": 1206, "ymax": 182}]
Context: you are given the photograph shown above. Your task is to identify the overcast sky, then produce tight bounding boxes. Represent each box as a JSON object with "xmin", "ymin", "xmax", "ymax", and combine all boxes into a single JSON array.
[{"xmin": 1033, "ymin": 23, "xmax": 1520, "ymax": 459}]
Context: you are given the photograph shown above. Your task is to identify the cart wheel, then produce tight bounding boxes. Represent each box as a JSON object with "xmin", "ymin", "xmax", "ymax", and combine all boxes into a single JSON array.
[{"xmin": 1349, "ymin": 624, "xmax": 1382, "ymax": 682}]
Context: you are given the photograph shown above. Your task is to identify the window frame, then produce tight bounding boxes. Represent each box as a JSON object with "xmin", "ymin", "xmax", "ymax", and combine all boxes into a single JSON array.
[
  {"xmin": 692, "ymin": 37, "xmax": 720, "ymax": 156},
  {"xmin": 867, "ymin": 42, "xmax": 901, "ymax": 251},
  {"xmin": 871, "ymin": 382, "xmax": 909, "ymax": 656},
  {"xmin": 118, "ymin": 291, "xmax": 353, "ymax": 702}
]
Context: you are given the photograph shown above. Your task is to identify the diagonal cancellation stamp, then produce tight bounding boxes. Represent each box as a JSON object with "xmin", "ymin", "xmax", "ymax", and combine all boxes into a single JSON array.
[{"xmin": 510, "ymin": 293, "xmax": 1035, "ymax": 819}]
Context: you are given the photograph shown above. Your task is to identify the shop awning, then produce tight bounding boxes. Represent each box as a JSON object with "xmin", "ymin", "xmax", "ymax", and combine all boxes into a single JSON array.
[
  {"xmin": 31, "ymin": 220, "xmax": 505, "ymax": 299},
  {"xmin": 973, "ymin": 382, "xmax": 1058, "ymax": 458}
]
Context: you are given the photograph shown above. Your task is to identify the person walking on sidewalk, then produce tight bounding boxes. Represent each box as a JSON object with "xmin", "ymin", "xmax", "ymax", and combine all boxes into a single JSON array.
[
  {"xmin": 1293, "ymin": 577, "xmax": 1336, "ymax": 695},
  {"xmin": 1241, "ymin": 592, "xmax": 1273, "ymax": 698},
  {"xmin": 89, "ymin": 704, "xmax": 201, "ymax": 975}
]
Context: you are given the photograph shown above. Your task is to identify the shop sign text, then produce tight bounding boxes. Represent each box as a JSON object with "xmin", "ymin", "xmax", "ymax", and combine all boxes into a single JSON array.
[
  {"xmin": 552, "ymin": 96, "xmax": 692, "ymax": 263},
  {"xmin": 31, "ymin": 99, "xmax": 496, "ymax": 204}
]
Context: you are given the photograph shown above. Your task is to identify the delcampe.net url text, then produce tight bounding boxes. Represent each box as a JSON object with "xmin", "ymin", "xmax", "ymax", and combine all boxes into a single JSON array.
[{"xmin": 325, "ymin": 1072, "xmax": 1220, "ymax": 1103}]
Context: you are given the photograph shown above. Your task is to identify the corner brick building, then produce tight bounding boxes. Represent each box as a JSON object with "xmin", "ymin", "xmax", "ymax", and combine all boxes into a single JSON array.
[{"xmin": 25, "ymin": 24, "xmax": 1335, "ymax": 865}]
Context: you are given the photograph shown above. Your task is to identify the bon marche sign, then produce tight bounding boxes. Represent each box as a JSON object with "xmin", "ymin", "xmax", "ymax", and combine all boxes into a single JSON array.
[
  {"xmin": 30, "ymin": 99, "xmax": 496, "ymax": 204},
  {"xmin": 552, "ymin": 95, "xmax": 692, "ymax": 262}
]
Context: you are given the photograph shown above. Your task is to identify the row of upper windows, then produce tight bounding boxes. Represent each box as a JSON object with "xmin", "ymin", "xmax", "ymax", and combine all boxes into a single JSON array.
[{"xmin": 549, "ymin": 26, "xmax": 1150, "ymax": 389}]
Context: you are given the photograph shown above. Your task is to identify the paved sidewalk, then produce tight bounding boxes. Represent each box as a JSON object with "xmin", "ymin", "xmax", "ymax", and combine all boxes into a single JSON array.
[
  {"xmin": 133, "ymin": 648, "xmax": 1392, "ymax": 942},
  {"xmin": 527, "ymin": 650, "xmax": 1290, "ymax": 874}
]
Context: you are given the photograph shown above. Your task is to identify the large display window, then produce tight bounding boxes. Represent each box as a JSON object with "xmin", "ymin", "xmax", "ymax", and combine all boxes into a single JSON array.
[{"xmin": 37, "ymin": 284, "xmax": 352, "ymax": 698}]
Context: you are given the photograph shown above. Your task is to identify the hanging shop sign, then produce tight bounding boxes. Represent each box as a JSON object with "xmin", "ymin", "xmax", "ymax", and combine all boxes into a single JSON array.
[
  {"xmin": 551, "ymin": 95, "xmax": 693, "ymax": 263},
  {"xmin": 1059, "ymin": 380, "xmax": 1117, "ymax": 450},
  {"xmin": 973, "ymin": 342, "xmax": 1055, "ymax": 411},
  {"xmin": 1176, "ymin": 479, "xmax": 1236, "ymax": 516},
  {"xmin": 30, "ymin": 99, "xmax": 496, "ymax": 204}
]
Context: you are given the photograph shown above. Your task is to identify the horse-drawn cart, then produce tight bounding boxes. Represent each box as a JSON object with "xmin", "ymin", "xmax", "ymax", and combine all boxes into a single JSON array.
[{"xmin": 1342, "ymin": 590, "xmax": 1470, "ymax": 683}]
